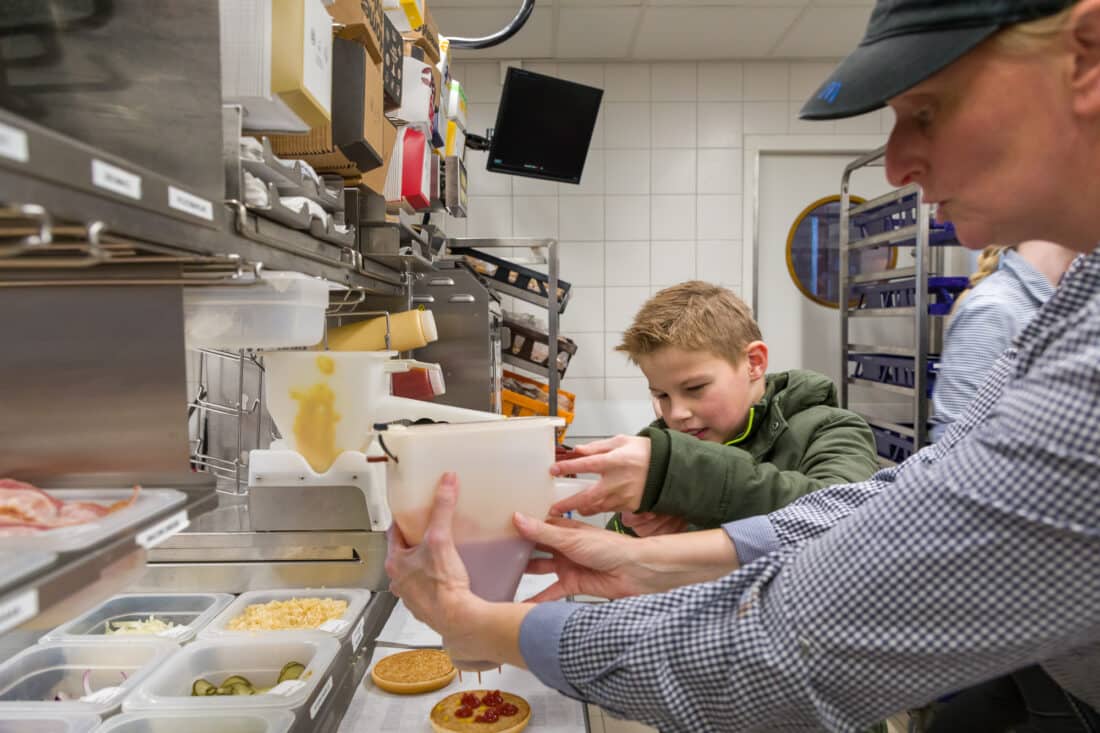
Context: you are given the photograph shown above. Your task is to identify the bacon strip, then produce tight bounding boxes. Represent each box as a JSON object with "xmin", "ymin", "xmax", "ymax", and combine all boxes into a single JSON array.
[{"xmin": 0, "ymin": 479, "xmax": 143, "ymax": 535}]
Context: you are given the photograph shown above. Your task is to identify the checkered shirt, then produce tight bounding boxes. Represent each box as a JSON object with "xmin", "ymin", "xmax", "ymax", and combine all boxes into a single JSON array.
[{"xmin": 532, "ymin": 251, "xmax": 1100, "ymax": 731}]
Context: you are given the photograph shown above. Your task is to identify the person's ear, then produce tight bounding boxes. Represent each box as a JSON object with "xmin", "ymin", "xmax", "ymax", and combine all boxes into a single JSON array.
[
  {"xmin": 744, "ymin": 341, "xmax": 768, "ymax": 380},
  {"xmin": 1068, "ymin": 0, "xmax": 1100, "ymax": 117}
]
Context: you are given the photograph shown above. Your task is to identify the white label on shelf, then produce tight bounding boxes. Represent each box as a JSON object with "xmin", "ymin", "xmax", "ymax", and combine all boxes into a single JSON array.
[
  {"xmin": 91, "ymin": 159, "xmax": 142, "ymax": 200},
  {"xmin": 80, "ymin": 686, "xmax": 122, "ymax": 705},
  {"xmin": 302, "ymin": 0, "xmax": 333, "ymax": 116},
  {"xmin": 168, "ymin": 186, "xmax": 214, "ymax": 221},
  {"xmin": 351, "ymin": 616, "xmax": 365, "ymax": 652},
  {"xmin": 268, "ymin": 679, "xmax": 307, "ymax": 697},
  {"xmin": 136, "ymin": 510, "xmax": 190, "ymax": 549},
  {"xmin": 0, "ymin": 121, "xmax": 29, "ymax": 163},
  {"xmin": 319, "ymin": 619, "xmax": 349, "ymax": 634},
  {"xmin": 0, "ymin": 590, "xmax": 37, "ymax": 635},
  {"xmin": 309, "ymin": 676, "xmax": 334, "ymax": 720}
]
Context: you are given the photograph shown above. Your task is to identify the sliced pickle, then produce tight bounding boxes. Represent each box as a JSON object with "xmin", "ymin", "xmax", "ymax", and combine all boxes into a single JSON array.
[{"xmin": 191, "ymin": 679, "xmax": 216, "ymax": 697}]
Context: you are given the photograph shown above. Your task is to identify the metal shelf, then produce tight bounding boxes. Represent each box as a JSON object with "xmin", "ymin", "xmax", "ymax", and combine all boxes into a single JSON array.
[
  {"xmin": 847, "ymin": 344, "xmax": 917, "ymax": 358},
  {"xmin": 848, "ymin": 224, "xmax": 919, "ymax": 251},
  {"xmin": 847, "ymin": 377, "xmax": 919, "ymax": 398},
  {"xmin": 0, "ymin": 481, "xmax": 218, "ymax": 639},
  {"xmin": 857, "ymin": 413, "xmax": 917, "ymax": 439},
  {"xmin": 847, "ymin": 184, "xmax": 920, "ymax": 218},
  {"xmin": 850, "ymin": 266, "xmax": 917, "ymax": 285}
]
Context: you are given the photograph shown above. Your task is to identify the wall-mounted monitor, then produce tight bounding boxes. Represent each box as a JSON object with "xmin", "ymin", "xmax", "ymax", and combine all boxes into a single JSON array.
[{"xmin": 486, "ymin": 67, "xmax": 603, "ymax": 185}]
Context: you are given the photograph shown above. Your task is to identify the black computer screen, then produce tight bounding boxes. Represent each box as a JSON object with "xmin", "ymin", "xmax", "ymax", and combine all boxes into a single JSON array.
[{"xmin": 486, "ymin": 68, "xmax": 603, "ymax": 185}]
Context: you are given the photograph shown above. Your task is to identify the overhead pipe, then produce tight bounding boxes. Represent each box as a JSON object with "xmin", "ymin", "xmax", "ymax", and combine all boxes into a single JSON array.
[{"xmin": 446, "ymin": 0, "xmax": 535, "ymax": 50}]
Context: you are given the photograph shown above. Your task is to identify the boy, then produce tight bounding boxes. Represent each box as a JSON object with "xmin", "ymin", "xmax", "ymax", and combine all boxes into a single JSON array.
[{"xmin": 551, "ymin": 280, "xmax": 879, "ymax": 534}]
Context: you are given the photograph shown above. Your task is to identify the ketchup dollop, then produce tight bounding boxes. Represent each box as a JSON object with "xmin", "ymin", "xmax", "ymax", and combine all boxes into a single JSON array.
[
  {"xmin": 498, "ymin": 703, "xmax": 519, "ymax": 717},
  {"xmin": 475, "ymin": 709, "xmax": 500, "ymax": 723},
  {"xmin": 461, "ymin": 693, "xmax": 481, "ymax": 708},
  {"xmin": 454, "ymin": 706, "xmax": 474, "ymax": 719},
  {"xmin": 482, "ymin": 690, "xmax": 505, "ymax": 707}
]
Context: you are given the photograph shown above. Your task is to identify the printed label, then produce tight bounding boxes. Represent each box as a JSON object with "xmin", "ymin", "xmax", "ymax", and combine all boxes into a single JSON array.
[
  {"xmin": 136, "ymin": 510, "xmax": 190, "ymax": 549},
  {"xmin": 168, "ymin": 186, "xmax": 214, "ymax": 221},
  {"xmin": 351, "ymin": 616, "xmax": 365, "ymax": 652},
  {"xmin": 268, "ymin": 679, "xmax": 307, "ymax": 697},
  {"xmin": 310, "ymin": 676, "xmax": 334, "ymax": 719},
  {"xmin": 91, "ymin": 159, "xmax": 142, "ymax": 200},
  {"xmin": 319, "ymin": 618, "xmax": 349, "ymax": 634},
  {"xmin": 0, "ymin": 121, "xmax": 29, "ymax": 163},
  {"xmin": 0, "ymin": 590, "xmax": 37, "ymax": 635},
  {"xmin": 302, "ymin": 0, "xmax": 333, "ymax": 115}
]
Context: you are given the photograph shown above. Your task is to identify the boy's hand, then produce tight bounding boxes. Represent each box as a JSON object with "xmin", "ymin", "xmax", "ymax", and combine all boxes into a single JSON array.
[
  {"xmin": 621, "ymin": 511, "xmax": 689, "ymax": 537},
  {"xmin": 549, "ymin": 435, "xmax": 651, "ymax": 515}
]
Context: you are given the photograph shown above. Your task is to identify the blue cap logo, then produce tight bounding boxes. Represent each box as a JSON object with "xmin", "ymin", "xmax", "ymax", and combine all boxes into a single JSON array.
[{"xmin": 818, "ymin": 81, "xmax": 842, "ymax": 104}]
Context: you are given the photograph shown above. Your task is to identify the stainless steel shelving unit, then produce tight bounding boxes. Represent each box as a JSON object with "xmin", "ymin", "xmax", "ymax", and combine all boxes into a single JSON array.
[{"xmin": 839, "ymin": 147, "xmax": 949, "ymax": 464}]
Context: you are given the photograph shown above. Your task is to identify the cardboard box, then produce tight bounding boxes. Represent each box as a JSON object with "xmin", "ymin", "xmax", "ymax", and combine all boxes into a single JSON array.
[
  {"xmin": 330, "ymin": 0, "xmax": 383, "ymax": 63},
  {"xmin": 270, "ymin": 0, "xmax": 333, "ymax": 129},
  {"xmin": 269, "ymin": 40, "xmax": 384, "ymax": 177},
  {"xmin": 362, "ymin": 119, "xmax": 398, "ymax": 194},
  {"xmin": 401, "ymin": 28, "xmax": 440, "ymax": 65},
  {"xmin": 382, "ymin": 15, "xmax": 404, "ymax": 111}
]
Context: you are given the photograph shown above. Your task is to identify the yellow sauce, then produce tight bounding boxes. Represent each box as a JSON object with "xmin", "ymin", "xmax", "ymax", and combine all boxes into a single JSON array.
[
  {"xmin": 290, "ymin": 382, "xmax": 341, "ymax": 472},
  {"xmin": 315, "ymin": 354, "xmax": 335, "ymax": 375}
]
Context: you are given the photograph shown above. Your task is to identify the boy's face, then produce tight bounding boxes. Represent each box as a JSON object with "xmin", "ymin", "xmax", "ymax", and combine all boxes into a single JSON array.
[{"xmin": 638, "ymin": 345, "xmax": 766, "ymax": 444}]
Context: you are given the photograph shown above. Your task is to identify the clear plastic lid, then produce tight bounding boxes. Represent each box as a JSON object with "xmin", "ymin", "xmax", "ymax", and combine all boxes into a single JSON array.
[
  {"xmin": 0, "ymin": 640, "xmax": 177, "ymax": 717},
  {"xmin": 42, "ymin": 594, "xmax": 234, "ymax": 646},
  {"xmin": 0, "ymin": 713, "xmax": 100, "ymax": 733},
  {"xmin": 201, "ymin": 589, "xmax": 371, "ymax": 654},
  {"xmin": 0, "ymin": 489, "xmax": 186, "ymax": 554},
  {"xmin": 93, "ymin": 710, "xmax": 294, "ymax": 733},
  {"xmin": 124, "ymin": 635, "xmax": 340, "ymax": 715}
]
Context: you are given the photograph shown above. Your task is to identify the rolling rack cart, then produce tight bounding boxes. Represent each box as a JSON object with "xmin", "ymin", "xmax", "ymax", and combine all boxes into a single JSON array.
[{"xmin": 839, "ymin": 147, "xmax": 965, "ymax": 465}]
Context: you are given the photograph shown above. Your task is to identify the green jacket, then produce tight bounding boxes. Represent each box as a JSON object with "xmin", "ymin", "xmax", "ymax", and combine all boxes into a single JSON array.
[{"xmin": 610, "ymin": 370, "xmax": 878, "ymax": 532}]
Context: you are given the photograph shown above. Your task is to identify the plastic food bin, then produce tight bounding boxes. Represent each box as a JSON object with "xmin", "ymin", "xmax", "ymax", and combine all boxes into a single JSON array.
[
  {"xmin": 201, "ymin": 589, "xmax": 371, "ymax": 654},
  {"xmin": 42, "ymin": 594, "xmax": 234, "ymax": 646},
  {"xmin": 94, "ymin": 710, "xmax": 294, "ymax": 733},
  {"xmin": 0, "ymin": 713, "xmax": 100, "ymax": 733},
  {"xmin": 183, "ymin": 271, "xmax": 330, "ymax": 350},
  {"xmin": 0, "ymin": 640, "xmax": 176, "ymax": 717},
  {"xmin": 0, "ymin": 489, "xmax": 186, "ymax": 554},
  {"xmin": 124, "ymin": 636, "xmax": 340, "ymax": 718}
]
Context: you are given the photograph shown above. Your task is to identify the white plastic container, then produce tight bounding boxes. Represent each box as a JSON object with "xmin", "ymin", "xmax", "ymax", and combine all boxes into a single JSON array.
[
  {"xmin": 183, "ymin": 271, "xmax": 329, "ymax": 350},
  {"xmin": 0, "ymin": 713, "xmax": 100, "ymax": 733},
  {"xmin": 93, "ymin": 710, "xmax": 293, "ymax": 733},
  {"xmin": 124, "ymin": 636, "xmax": 339, "ymax": 718},
  {"xmin": 42, "ymin": 594, "xmax": 234, "ymax": 646},
  {"xmin": 383, "ymin": 417, "xmax": 564, "ymax": 604},
  {"xmin": 0, "ymin": 490, "xmax": 185, "ymax": 554},
  {"xmin": 0, "ymin": 640, "xmax": 176, "ymax": 717},
  {"xmin": 201, "ymin": 589, "xmax": 371, "ymax": 654}
]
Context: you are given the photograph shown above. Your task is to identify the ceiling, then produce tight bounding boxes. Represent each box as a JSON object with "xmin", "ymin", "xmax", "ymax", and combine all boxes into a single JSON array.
[{"xmin": 429, "ymin": 0, "xmax": 875, "ymax": 61}]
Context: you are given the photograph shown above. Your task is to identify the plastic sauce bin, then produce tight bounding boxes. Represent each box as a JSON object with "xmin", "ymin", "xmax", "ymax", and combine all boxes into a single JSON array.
[
  {"xmin": 200, "ymin": 589, "xmax": 371, "ymax": 655},
  {"xmin": 42, "ymin": 594, "xmax": 234, "ymax": 646},
  {"xmin": 123, "ymin": 636, "xmax": 340, "ymax": 718},
  {"xmin": 183, "ymin": 271, "xmax": 330, "ymax": 350},
  {"xmin": 0, "ymin": 640, "xmax": 176, "ymax": 717},
  {"xmin": 94, "ymin": 710, "xmax": 294, "ymax": 733},
  {"xmin": 0, "ymin": 713, "xmax": 100, "ymax": 733}
]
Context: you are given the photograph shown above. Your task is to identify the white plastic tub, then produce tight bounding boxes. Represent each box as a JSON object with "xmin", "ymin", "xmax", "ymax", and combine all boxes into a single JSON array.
[
  {"xmin": 0, "ymin": 713, "xmax": 100, "ymax": 733},
  {"xmin": 0, "ymin": 489, "xmax": 185, "ymax": 554},
  {"xmin": 42, "ymin": 594, "xmax": 234, "ymax": 645},
  {"xmin": 123, "ymin": 636, "xmax": 339, "ymax": 716},
  {"xmin": 200, "ymin": 589, "xmax": 371, "ymax": 654},
  {"xmin": 94, "ymin": 710, "xmax": 294, "ymax": 733},
  {"xmin": 0, "ymin": 640, "xmax": 176, "ymax": 717},
  {"xmin": 183, "ymin": 271, "xmax": 329, "ymax": 349}
]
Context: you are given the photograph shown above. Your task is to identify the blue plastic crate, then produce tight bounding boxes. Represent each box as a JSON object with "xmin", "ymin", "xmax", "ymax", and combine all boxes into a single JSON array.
[
  {"xmin": 849, "ymin": 353, "xmax": 938, "ymax": 396},
  {"xmin": 871, "ymin": 425, "xmax": 916, "ymax": 463},
  {"xmin": 851, "ymin": 192, "xmax": 960, "ymax": 247},
  {"xmin": 850, "ymin": 276, "xmax": 969, "ymax": 315}
]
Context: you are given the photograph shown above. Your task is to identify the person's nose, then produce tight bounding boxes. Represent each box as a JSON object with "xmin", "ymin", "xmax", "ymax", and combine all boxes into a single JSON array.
[
  {"xmin": 884, "ymin": 118, "xmax": 927, "ymax": 188},
  {"xmin": 666, "ymin": 396, "xmax": 692, "ymax": 423}
]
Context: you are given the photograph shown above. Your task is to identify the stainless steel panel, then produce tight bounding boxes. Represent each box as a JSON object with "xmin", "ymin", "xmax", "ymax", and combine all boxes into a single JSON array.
[
  {"xmin": 248, "ymin": 484, "xmax": 374, "ymax": 531},
  {"xmin": 0, "ymin": 271, "xmax": 190, "ymax": 480},
  {"xmin": 0, "ymin": 0, "xmax": 225, "ymax": 203}
]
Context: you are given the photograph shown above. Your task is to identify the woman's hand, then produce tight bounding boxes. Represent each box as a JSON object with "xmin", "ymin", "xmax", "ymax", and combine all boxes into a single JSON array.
[
  {"xmin": 549, "ymin": 435, "xmax": 652, "ymax": 516},
  {"xmin": 621, "ymin": 511, "xmax": 690, "ymax": 537}
]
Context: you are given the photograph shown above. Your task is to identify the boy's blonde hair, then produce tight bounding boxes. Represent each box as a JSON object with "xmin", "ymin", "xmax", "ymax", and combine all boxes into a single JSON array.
[{"xmin": 617, "ymin": 281, "xmax": 761, "ymax": 365}]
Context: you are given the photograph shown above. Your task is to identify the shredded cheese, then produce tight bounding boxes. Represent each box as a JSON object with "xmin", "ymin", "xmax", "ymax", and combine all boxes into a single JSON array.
[{"xmin": 226, "ymin": 597, "xmax": 348, "ymax": 631}]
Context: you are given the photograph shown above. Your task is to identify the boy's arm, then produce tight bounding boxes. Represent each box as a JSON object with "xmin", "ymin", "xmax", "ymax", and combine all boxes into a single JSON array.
[{"xmin": 638, "ymin": 411, "xmax": 879, "ymax": 526}]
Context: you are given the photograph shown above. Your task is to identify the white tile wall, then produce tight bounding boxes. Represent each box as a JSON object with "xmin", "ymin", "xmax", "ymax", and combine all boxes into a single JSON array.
[{"xmin": 455, "ymin": 60, "xmax": 888, "ymax": 437}]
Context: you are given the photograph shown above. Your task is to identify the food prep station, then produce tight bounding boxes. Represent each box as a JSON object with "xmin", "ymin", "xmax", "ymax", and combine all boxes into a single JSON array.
[{"xmin": 0, "ymin": 2, "xmax": 590, "ymax": 731}]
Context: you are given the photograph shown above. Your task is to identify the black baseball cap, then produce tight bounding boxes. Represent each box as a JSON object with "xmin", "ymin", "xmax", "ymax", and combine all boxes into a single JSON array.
[{"xmin": 800, "ymin": 0, "xmax": 1076, "ymax": 120}]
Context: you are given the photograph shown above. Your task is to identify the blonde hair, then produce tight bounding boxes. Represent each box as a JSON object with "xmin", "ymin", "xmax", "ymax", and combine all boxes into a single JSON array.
[
  {"xmin": 969, "ymin": 245, "xmax": 1010, "ymax": 288},
  {"xmin": 617, "ymin": 281, "xmax": 762, "ymax": 366},
  {"xmin": 991, "ymin": 4, "xmax": 1077, "ymax": 55}
]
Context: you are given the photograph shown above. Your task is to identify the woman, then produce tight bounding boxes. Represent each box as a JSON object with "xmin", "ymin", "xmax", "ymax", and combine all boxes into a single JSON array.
[
  {"xmin": 930, "ymin": 241, "xmax": 1078, "ymax": 441},
  {"xmin": 388, "ymin": 1, "xmax": 1100, "ymax": 730}
]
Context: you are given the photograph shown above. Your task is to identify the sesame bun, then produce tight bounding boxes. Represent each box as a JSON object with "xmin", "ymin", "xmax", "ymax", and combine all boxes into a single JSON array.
[
  {"xmin": 430, "ymin": 690, "xmax": 531, "ymax": 733},
  {"xmin": 371, "ymin": 649, "xmax": 457, "ymax": 695}
]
